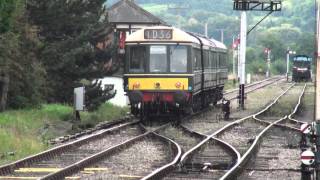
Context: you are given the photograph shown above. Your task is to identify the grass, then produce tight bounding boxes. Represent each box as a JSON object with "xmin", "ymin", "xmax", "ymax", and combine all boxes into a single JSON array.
[
  {"xmin": 0, "ymin": 103, "xmax": 128, "ymax": 165},
  {"xmin": 141, "ymin": 3, "xmax": 168, "ymax": 14}
]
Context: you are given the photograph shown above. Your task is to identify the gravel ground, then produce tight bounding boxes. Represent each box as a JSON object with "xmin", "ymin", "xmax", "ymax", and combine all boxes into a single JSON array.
[
  {"xmin": 182, "ymin": 80, "xmax": 292, "ymax": 135},
  {"xmin": 239, "ymin": 127, "xmax": 300, "ymax": 180},
  {"xmin": 71, "ymin": 138, "xmax": 171, "ymax": 179},
  {"xmin": 9, "ymin": 125, "xmax": 143, "ymax": 178},
  {"xmin": 257, "ymin": 84, "xmax": 304, "ymax": 121},
  {"xmin": 217, "ymin": 119, "xmax": 268, "ymax": 155},
  {"xmin": 292, "ymin": 83, "xmax": 315, "ymax": 123},
  {"xmin": 159, "ymin": 126, "xmax": 203, "ymax": 152}
]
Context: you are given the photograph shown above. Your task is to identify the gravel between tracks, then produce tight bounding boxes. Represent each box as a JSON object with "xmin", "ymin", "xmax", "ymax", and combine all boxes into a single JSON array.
[
  {"xmin": 182, "ymin": 80, "xmax": 292, "ymax": 135},
  {"xmin": 71, "ymin": 138, "xmax": 171, "ymax": 180},
  {"xmin": 217, "ymin": 119, "xmax": 268, "ymax": 155},
  {"xmin": 238, "ymin": 127, "xmax": 300, "ymax": 180}
]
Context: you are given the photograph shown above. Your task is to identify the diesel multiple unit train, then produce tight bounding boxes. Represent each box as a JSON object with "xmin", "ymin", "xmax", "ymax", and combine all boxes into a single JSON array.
[
  {"xmin": 123, "ymin": 26, "xmax": 228, "ymax": 119},
  {"xmin": 292, "ymin": 55, "xmax": 312, "ymax": 82}
]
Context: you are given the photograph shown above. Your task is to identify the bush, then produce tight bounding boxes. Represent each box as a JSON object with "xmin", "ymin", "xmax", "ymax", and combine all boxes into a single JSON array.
[{"xmin": 247, "ymin": 60, "xmax": 267, "ymax": 75}]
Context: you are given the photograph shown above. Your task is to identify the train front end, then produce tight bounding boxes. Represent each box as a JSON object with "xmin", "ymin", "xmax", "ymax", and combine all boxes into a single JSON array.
[
  {"xmin": 292, "ymin": 55, "xmax": 312, "ymax": 82},
  {"xmin": 123, "ymin": 27, "xmax": 195, "ymax": 119}
]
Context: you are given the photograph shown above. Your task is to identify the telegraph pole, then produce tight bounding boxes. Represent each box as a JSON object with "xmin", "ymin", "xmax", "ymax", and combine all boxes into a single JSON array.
[{"xmin": 233, "ymin": 0, "xmax": 281, "ymax": 110}]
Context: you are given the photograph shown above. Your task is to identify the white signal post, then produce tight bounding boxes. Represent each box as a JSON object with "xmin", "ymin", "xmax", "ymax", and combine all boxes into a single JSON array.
[
  {"xmin": 316, "ymin": 1, "xmax": 320, "ymax": 122},
  {"xmin": 286, "ymin": 48, "xmax": 296, "ymax": 81},
  {"xmin": 239, "ymin": 11, "xmax": 247, "ymax": 109}
]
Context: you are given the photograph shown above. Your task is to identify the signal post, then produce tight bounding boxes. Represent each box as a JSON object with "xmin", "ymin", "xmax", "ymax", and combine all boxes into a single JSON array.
[{"xmin": 233, "ymin": 0, "xmax": 281, "ymax": 109}]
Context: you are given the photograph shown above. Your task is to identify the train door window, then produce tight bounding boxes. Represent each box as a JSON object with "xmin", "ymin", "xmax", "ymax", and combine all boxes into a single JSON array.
[
  {"xmin": 150, "ymin": 46, "xmax": 167, "ymax": 73},
  {"xmin": 209, "ymin": 51, "xmax": 214, "ymax": 68},
  {"xmin": 219, "ymin": 53, "xmax": 224, "ymax": 67},
  {"xmin": 217, "ymin": 53, "xmax": 220, "ymax": 68},
  {"xmin": 129, "ymin": 46, "xmax": 146, "ymax": 72},
  {"xmin": 203, "ymin": 50, "xmax": 209, "ymax": 69},
  {"xmin": 194, "ymin": 48, "xmax": 201, "ymax": 71},
  {"xmin": 213, "ymin": 52, "xmax": 217, "ymax": 68},
  {"xmin": 170, "ymin": 45, "xmax": 188, "ymax": 73}
]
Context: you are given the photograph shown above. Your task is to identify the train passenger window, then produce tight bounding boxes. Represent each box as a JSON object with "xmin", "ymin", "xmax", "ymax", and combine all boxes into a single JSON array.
[
  {"xmin": 129, "ymin": 46, "xmax": 146, "ymax": 72},
  {"xmin": 150, "ymin": 46, "xmax": 167, "ymax": 73},
  {"xmin": 170, "ymin": 46, "xmax": 187, "ymax": 73}
]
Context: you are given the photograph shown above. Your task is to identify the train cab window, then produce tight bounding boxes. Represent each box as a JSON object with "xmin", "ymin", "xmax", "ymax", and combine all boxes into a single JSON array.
[
  {"xmin": 150, "ymin": 46, "xmax": 167, "ymax": 73},
  {"xmin": 170, "ymin": 46, "xmax": 188, "ymax": 73},
  {"xmin": 129, "ymin": 46, "xmax": 146, "ymax": 72}
]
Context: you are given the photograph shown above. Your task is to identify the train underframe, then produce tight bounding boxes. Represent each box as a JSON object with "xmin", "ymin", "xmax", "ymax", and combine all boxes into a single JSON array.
[
  {"xmin": 128, "ymin": 86, "xmax": 224, "ymax": 121},
  {"xmin": 292, "ymin": 71, "xmax": 311, "ymax": 82}
]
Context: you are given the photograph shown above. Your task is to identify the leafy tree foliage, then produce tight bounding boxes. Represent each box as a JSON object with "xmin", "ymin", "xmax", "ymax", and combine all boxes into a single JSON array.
[{"xmin": 27, "ymin": 0, "xmax": 117, "ymax": 108}]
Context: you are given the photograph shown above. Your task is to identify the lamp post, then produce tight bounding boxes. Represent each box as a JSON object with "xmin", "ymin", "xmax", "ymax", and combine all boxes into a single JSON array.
[{"xmin": 286, "ymin": 48, "xmax": 296, "ymax": 81}]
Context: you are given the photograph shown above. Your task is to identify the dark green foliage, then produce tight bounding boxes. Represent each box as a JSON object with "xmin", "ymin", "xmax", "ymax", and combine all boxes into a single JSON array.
[
  {"xmin": 85, "ymin": 81, "xmax": 116, "ymax": 111},
  {"xmin": 0, "ymin": 1, "xmax": 46, "ymax": 110},
  {"xmin": 27, "ymin": 0, "xmax": 117, "ymax": 108},
  {"xmin": 0, "ymin": 0, "xmax": 16, "ymax": 33}
]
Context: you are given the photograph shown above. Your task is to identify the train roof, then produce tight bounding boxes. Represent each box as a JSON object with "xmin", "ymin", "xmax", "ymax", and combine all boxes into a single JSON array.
[{"xmin": 126, "ymin": 26, "xmax": 227, "ymax": 50}]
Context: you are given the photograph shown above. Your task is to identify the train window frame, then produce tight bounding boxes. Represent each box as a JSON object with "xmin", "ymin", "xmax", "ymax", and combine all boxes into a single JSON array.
[
  {"xmin": 149, "ymin": 45, "xmax": 168, "ymax": 73},
  {"xmin": 128, "ymin": 46, "xmax": 147, "ymax": 73},
  {"xmin": 203, "ymin": 50, "xmax": 209, "ymax": 69},
  {"xmin": 169, "ymin": 45, "xmax": 188, "ymax": 73},
  {"xmin": 193, "ymin": 48, "xmax": 202, "ymax": 71}
]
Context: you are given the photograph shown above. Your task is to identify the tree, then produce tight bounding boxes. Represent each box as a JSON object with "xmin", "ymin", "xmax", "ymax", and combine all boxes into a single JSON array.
[{"xmin": 27, "ymin": 0, "xmax": 117, "ymax": 109}]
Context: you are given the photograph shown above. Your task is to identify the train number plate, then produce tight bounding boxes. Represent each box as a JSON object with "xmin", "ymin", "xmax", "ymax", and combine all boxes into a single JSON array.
[{"xmin": 144, "ymin": 29, "xmax": 173, "ymax": 40}]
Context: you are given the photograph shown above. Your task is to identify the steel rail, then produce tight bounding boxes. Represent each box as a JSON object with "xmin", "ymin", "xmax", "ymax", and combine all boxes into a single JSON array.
[
  {"xmin": 180, "ymin": 125, "xmax": 241, "ymax": 167},
  {"xmin": 288, "ymin": 84, "xmax": 308, "ymax": 125},
  {"xmin": 220, "ymin": 116, "xmax": 287, "ymax": 180},
  {"xmin": 40, "ymin": 123, "xmax": 171, "ymax": 180},
  {"xmin": 0, "ymin": 121, "xmax": 139, "ymax": 176},
  {"xmin": 141, "ymin": 132, "xmax": 182, "ymax": 180},
  {"xmin": 221, "ymin": 83, "xmax": 306, "ymax": 180},
  {"xmin": 142, "ymin": 119, "xmax": 241, "ymax": 180},
  {"xmin": 224, "ymin": 76, "xmax": 283, "ymax": 96},
  {"xmin": 225, "ymin": 76, "xmax": 285, "ymax": 101},
  {"xmin": 179, "ymin": 83, "xmax": 295, "ymax": 167},
  {"xmin": 49, "ymin": 115, "xmax": 135, "ymax": 145}
]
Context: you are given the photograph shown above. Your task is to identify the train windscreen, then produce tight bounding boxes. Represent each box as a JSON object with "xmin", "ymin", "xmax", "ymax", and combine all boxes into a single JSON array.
[{"xmin": 169, "ymin": 46, "xmax": 188, "ymax": 73}]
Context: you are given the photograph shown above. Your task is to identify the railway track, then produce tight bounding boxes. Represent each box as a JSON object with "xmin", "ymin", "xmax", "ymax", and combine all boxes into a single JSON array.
[
  {"xmin": 0, "ymin": 121, "xmax": 182, "ymax": 180},
  {"xmin": 0, "ymin": 76, "xmax": 290, "ymax": 180},
  {"xmin": 183, "ymin": 77, "xmax": 289, "ymax": 136},
  {"xmin": 145, "ymin": 83, "xmax": 306, "ymax": 180},
  {"xmin": 221, "ymin": 83, "xmax": 306, "ymax": 180}
]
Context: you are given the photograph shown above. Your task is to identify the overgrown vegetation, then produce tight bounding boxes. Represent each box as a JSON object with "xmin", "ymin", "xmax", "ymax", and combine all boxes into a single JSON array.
[{"xmin": 0, "ymin": 103, "xmax": 128, "ymax": 165}]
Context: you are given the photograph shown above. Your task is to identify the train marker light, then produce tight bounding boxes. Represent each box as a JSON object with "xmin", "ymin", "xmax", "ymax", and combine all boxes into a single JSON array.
[
  {"xmin": 133, "ymin": 82, "xmax": 140, "ymax": 89},
  {"xmin": 301, "ymin": 123, "xmax": 311, "ymax": 134},
  {"xmin": 175, "ymin": 82, "xmax": 181, "ymax": 88},
  {"xmin": 301, "ymin": 150, "xmax": 315, "ymax": 166},
  {"xmin": 155, "ymin": 82, "xmax": 161, "ymax": 89}
]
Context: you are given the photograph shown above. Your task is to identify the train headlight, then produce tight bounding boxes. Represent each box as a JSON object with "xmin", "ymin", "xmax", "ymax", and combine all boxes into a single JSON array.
[
  {"xmin": 133, "ymin": 82, "xmax": 140, "ymax": 89},
  {"xmin": 175, "ymin": 82, "xmax": 181, "ymax": 88}
]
